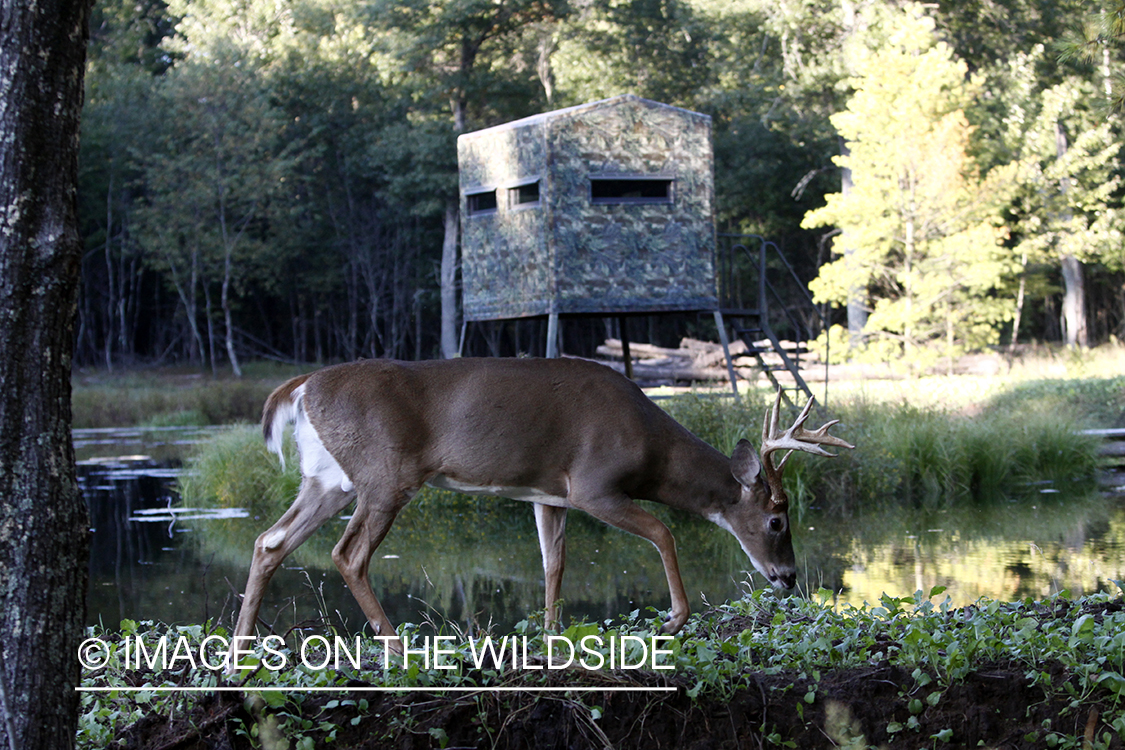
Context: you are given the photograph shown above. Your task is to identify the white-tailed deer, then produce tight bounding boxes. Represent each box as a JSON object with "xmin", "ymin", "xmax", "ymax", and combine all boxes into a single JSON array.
[{"xmin": 232, "ymin": 357, "xmax": 852, "ymax": 654}]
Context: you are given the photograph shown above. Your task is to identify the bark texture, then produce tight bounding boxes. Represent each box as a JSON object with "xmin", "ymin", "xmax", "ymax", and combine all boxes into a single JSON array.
[{"xmin": 0, "ymin": 0, "xmax": 93, "ymax": 748}]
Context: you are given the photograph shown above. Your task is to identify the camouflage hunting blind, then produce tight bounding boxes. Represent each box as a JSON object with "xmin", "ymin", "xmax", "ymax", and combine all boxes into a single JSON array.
[{"xmin": 457, "ymin": 95, "xmax": 718, "ymax": 322}]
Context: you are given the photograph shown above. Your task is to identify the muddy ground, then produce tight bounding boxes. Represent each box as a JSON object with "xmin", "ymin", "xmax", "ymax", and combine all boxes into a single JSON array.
[{"xmin": 107, "ymin": 655, "xmax": 1119, "ymax": 750}]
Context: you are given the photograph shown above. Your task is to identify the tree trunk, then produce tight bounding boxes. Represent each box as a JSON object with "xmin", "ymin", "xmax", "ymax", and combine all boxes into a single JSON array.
[
  {"xmin": 442, "ymin": 54, "xmax": 472, "ymax": 360},
  {"xmin": 0, "ymin": 1, "xmax": 92, "ymax": 749},
  {"xmin": 1061, "ymin": 254, "xmax": 1088, "ymax": 347},
  {"xmin": 1010, "ymin": 250, "xmax": 1028, "ymax": 350},
  {"xmin": 441, "ymin": 201, "xmax": 460, "ymax": 358},
  {"xmin": 221, "ymin": 244, "xmax": 242, "ymax": 376},
  {"xmin": 189, "ymin": 243, "xmax": 203, "ymax": 363},
  {"xmin": 537, "ymin": 28, "xmax": 556, "ymax": 105},
  {"xmin": 203, "ymin": 281, "xmax": 218, "ymax": 376},
  {"xmin": 1055, "ymin": 121, "xmax": 1088, "ymax": 348},
  {"xmin": 840, "ymin": 142, "xmax": 867, "ymax": 345},
  {"xmin": 103, "ymin": 170, "xmax": 116, "ymax": 369},
  {"xmin": 903, "ymin": 179, "xmax": 916, "ymax": 365},
  {"xmin": 838, "ymin": 7, "xmax": 866, "ymax": 348}
]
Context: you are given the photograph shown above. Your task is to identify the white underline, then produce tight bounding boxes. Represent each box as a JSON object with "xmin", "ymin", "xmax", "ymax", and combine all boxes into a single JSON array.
[{"xmin": 77, "ymin": 685, "xmax": 676, "ymax": 693}]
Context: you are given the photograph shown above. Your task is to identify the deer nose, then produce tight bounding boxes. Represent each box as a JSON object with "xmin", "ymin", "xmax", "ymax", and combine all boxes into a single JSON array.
[{"xmin": 769, "ymin": 568, "xmax": 797, "ymax": 590}]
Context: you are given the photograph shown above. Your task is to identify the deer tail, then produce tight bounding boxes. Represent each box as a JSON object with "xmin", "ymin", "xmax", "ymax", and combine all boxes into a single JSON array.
[{"xmin": 262, "ymin": 374, "xmax": 311, "ymax": 469}]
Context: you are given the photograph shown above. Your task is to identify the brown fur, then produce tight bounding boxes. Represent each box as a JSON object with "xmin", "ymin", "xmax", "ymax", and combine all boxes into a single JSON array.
[{"xmin": 231, "ymin": 358, "xmax": 811, "ymax": 662}]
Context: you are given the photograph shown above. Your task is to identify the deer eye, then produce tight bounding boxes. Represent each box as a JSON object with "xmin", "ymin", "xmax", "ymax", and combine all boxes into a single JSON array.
[{"xmin": 769, "ymin": 517, "xmax": 784, "ymax": 533}]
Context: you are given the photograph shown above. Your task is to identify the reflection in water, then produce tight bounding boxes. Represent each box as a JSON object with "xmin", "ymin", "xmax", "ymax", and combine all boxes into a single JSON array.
[
  {"xmin": 820, "ymin": 498, "xmax": 1125, "ymax": 607},
  {"xmin": 80, "ymin": 427, "xmax": 1125, "ymax": 634}
]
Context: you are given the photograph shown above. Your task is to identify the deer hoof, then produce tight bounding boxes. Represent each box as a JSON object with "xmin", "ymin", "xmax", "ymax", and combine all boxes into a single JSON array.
[{"xmin": 661, "ymin": 610, "xmax": 689, "ymax": 635}]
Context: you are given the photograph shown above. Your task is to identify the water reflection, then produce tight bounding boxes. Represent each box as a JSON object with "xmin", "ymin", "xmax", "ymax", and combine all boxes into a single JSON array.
[
  {"xmin": 812, "ymin": 498, "xmax": 1125, "ymax": 607},
  {"xmin": 80, "ymin": 427, "xmax": 1125, "ymax": 635}
]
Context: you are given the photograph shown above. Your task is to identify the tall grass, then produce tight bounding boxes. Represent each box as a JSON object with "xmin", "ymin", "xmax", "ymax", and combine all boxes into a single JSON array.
[
  {"xmin": 661, "ymin": 390, "xmax": 1100, "ymax": 513},
  {"xmin": 72, "ymin": 364, "xmax": 309, "ymax": 428},
  {"xmin": 178, "ymin": 425, "xmax": 300, "ymax": 519},
  {"xmin": 785, "ymin": 399, "xmax": 1099, "ymax": 512},
  {"xmin": 72, "ymin": 380, "xmax": 272, "ymax": 428},
  {"xmin": 178, "ymin": 385, "xmax": 1104, "ymax": 520}
]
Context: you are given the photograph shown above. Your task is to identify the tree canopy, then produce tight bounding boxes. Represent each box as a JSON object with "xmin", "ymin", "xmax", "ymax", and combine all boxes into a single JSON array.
[
  {"xmin": 77, "ymin": 0, "xmax": 1125, "ymax": 372},
  {"xmin": 804, "ymin": 5, "xmax": 1014, "ymax": 369}
]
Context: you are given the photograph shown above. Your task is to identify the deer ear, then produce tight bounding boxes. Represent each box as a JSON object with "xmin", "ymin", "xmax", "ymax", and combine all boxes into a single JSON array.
[{"xmin": 730, "ymin": 439, "xmax": 762, "ymax": 488}]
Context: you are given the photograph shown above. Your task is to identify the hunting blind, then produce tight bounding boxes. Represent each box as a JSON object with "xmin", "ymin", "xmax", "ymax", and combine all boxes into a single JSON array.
[
  {"xmin": 457, "ymin": 94, "xmax": 718, "ymax": 325},
  {"xmin": 457, "ymin": 94, "xmax": 822, "ymax": 403}
]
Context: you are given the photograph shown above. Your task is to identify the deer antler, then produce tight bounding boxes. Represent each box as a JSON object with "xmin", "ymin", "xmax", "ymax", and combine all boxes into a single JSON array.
[{"xmin": 760, "ymin": 390, "xmax": 854, "ymax": 508}]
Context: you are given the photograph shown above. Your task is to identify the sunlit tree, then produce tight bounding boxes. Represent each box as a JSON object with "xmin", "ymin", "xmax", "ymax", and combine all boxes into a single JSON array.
[
  {"xmin": 1006, "ymin": 78, "xmax": 1122, "ymax": 348},
  {"xmin": 803, "ymin": 4, "xmax": 1013, "ymax": 371}
]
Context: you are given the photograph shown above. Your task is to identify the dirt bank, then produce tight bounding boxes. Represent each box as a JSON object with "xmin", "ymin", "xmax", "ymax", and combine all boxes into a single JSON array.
[{"xmin": 106, "ymin": 657, "xmax": 1117, "ymax": 750}]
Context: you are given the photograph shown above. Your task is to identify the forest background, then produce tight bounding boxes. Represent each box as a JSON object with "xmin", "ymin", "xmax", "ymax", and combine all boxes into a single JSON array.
[{"xmin": 78, "ymin": 0, "xmax": 1125, "ymax": 375}]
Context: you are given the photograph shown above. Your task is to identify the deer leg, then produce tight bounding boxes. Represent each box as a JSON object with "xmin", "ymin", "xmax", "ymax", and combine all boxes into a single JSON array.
[
  {"xmin": 578, "ymin": 497, "xmax": 691, "ymax": 634},
  {"xmin": 331, "ymin": 497, "xmax": 405, "ymax": 653},
  {"xmin": 533, "ymin": 503, "xmax": 568, "ymax": 631},
  {"xmin": 231, "ymin": 477, "xmax": 354, "ymax": 668}
]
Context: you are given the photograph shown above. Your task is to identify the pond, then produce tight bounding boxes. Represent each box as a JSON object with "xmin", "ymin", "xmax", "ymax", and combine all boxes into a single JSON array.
[{"xmin": 79, "ymin": 426, "xmax": 1125, "ymax": 637}]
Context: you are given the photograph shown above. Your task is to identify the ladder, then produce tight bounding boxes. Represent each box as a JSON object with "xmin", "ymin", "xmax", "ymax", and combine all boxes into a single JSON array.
[{"xmin": 714, "ymin": 234, "xmax": 829, "ymax": 407}]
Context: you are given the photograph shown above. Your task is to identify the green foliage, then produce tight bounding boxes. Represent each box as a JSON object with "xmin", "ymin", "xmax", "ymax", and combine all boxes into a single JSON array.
[
  {"xmin": 133, "ymin": 41, "xmax": 300, "ymax": 374},
  {"xmin": 1056, "ymin": 0, "xmax": 1125, "ymax": 113},
  {"xmin": 178, "ymin": 425, "xmax": 300, "ymax": 519},
  {"xmin": 88, "ymin": 0, "xmax": 177, "ymax": 73},
  {"xmin": 77, "ymin": 589, "xmax": 1125, "ymax": 749},
  {"xmin": 1004, "ymin": 76, "xmax": 1124, "ymax": 272},
  {"xmin": 71, "ymin": 375, "xmax": 281, "ymax": 428},
  {"xmin": 552, "ymin": 0, "xmax": 711, "ymax": 107},
  {"xmin": 804, "ymin": 4, "xmax": 1016, "ymax": 369}
]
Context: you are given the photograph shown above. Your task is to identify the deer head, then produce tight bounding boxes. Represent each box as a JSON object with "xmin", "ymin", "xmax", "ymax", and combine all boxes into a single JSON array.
[{"xmin": 720, "ymin": 390, "xmax": 854, "ymax": 590}]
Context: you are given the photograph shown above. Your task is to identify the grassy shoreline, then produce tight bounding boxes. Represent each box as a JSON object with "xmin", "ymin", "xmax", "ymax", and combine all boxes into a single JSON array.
[
  {"xmin": 71, "ymin": 362, "xmax": 309, "ymax": 429},
  {"xmin": 72, "ymin": 345, "xmax": 1125, "ymax": 431}
]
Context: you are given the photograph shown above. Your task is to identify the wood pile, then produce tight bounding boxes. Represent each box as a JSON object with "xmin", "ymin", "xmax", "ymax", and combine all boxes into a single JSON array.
[
  {"xmin": 591, "ymin": 339, "xmax": 1041, "ymax": 385},
  {"xmin": 593, "ymin": 337, "xmax": 821, "ymax": 385}
]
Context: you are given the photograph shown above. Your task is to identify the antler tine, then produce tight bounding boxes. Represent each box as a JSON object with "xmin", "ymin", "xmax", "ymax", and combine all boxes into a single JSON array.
[
  {"xmin": 761, "ymin": 388, "xmax": 779, "ymax": 450},
  {"xmin": 759, "ymin": 389, "xmax": 855, "ymax": 507},
  {"xmin": 760, "ymin": 390, "xmax": 791, "ymax": 469},
  {"xmin": 802, "ymin": 419, "xmax": 856, "ymax": 452},
  {"xmin": 763, "ymin": 394, "xmax": 854, "ymax": 456},
  {"xmin": 760, "ymin": 391, "xmax": 793, "ymax": 504}
]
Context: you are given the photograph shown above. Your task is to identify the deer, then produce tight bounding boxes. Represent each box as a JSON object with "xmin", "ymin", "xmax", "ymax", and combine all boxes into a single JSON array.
[{"xmin": 231, "ymin": 356, "xmax": 852, "ymax": 658}]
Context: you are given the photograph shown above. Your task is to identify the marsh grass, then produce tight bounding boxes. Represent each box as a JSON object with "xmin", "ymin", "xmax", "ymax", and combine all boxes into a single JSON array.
[
  {"xmin": 775, "ymin": 397, "xmax": 1098, "ymax": 512},
  {"xmin": 178, "ymin": 382, "xmax": 1103, "ymax": 524},
  {"xmin": 659, "ymin": 390, "xmax": 773, "ymax": 455},
  {"xmin": 652, "ymin": 387, "xmax": 1100, "ymax": 513},
  {"xmin": 178, "ymin": 425, "xmax": 300, "ymax": 519},
  {"xmin": 72, "ymin": 379, "xmax": 274, "ymax": 428},
  {"xmin": 71, "ymin": 362, "xmax": 309, "ymax": 428}
]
